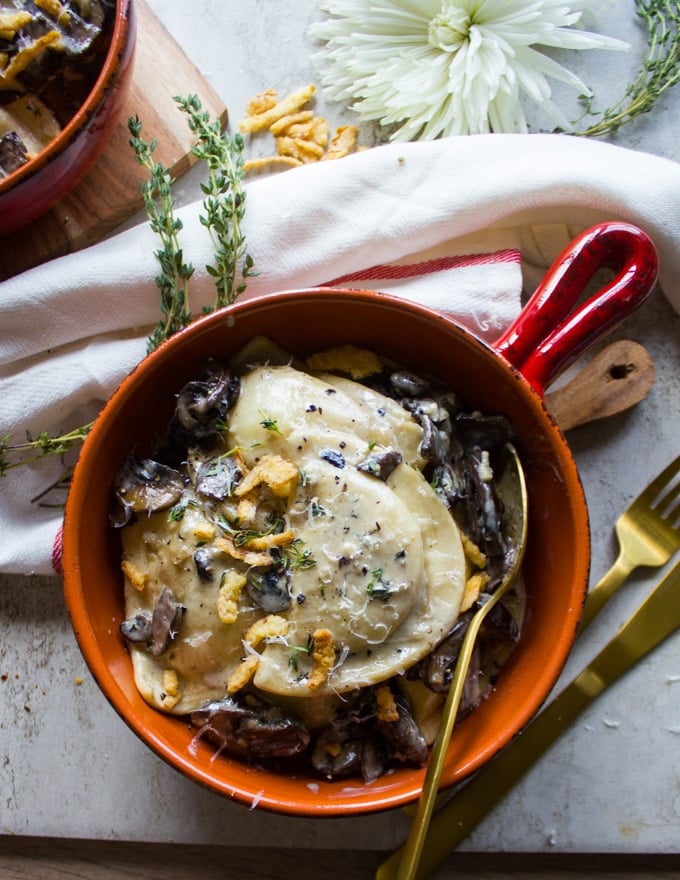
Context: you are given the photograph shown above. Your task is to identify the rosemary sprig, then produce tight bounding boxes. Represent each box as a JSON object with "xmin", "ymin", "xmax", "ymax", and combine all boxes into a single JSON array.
[
  {"xmin": 574, "ymin": 0, "xmax": 680, "ymax": 138},
  {"xmin": 128, "ymin": 116, "xmax": 194, "ymax": 352},
  {"xmin": 175, "ymin": 94, "xmax": 255, "ymax": 310}
]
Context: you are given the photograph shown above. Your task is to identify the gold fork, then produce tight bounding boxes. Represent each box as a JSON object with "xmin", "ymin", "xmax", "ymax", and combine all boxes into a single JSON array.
[
  {"xmin": 377, "ymin": 557, "xmax": 680, "ymax": 880},
  {"xmin": 376, "ymin": 454, "xmax": 680, "ymax": 880},
  {"xmin": 579, "ymin": 453, "xmax": 680, "ymax": 631}
]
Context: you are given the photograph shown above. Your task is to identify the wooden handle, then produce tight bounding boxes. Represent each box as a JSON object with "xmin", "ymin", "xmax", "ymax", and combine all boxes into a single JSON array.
[{"xmin": 545, "ymin": 340, "xmax": 655, "ymax": 432}]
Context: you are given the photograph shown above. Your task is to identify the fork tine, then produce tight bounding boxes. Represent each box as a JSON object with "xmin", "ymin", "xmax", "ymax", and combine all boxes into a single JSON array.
[
  {"xmin": 639, "ymin": 454, "xmax": 680, "ymax": 509},
  {"xmin": 580, "ymin": 455, "xmax": 680, "ymax": 633},
  {"xmin": 661, "ymin": 487, "xmax": 680, "ymax": 528}
]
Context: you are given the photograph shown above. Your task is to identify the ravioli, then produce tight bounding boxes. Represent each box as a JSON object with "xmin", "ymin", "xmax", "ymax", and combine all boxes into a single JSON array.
[
  {"xmin": 121, "ymin": 500, "xmax": 262, "ymax": 713},
  {"xmin": 120, "ymin": 363, "xmax": 466, "ymax": 713}
]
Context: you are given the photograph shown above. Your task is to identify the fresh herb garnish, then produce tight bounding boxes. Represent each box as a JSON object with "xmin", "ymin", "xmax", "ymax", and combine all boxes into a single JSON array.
[
  {"xmin": 285, "ymin": 538, "xmax": 317, "ymax": 570},
  {"xmin": 288, "ymin": 642, "xmax": 311, "ymax": 672},
  {"xmin": 167, "ymin": 504, "xmax": 186, "ymax": 522},
  {"xmin": 259, "ymin": 412, "xmax": 282, "ymax": 434},
  {"xmin": 575, "ymin": 0, "xmax": 680, "ymax": 137},
  {"xmin": 367, "ymin": 567, "xmax": 391, "ymax": 600},
  {"xmin": 128, "ymin": 115, "xmax": 194, "ymax": 352},
  {"xmin": 308, "ymin": 500, "xmax": 328, "ymax": 518}
]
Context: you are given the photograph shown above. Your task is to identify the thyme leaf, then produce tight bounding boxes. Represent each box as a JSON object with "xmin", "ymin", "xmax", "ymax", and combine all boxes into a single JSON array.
[
  {"xmin": 284, "ymin": 538, "xmax": 317, "ymax": 570},
  {"xmin": 259, "ymin": 412, "xmax": 282, "ymax": 434},
  {"xmin": 288, "ymin": 642, "xmax": 311, "ymax": 672},
  {"xmin": 366, "ymin": 567, "xmax": 391, "ymax": 600}
]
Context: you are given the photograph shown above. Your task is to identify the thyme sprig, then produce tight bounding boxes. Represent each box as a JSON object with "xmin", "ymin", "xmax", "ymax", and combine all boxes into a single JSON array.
[
  {"xmin": 1, "ymin": 98, "xmax": 253, "ymax": 488},
  {"xmin": 175, "ymin": 95, "xmax": 255, "ymax": 310},
  {"xmin": 0, "ymin": 423, "xmax": 94, "ymax": 478},
  {"xmin": 128, "ymin": 116, "xmax": 194, "ymax": 353},
  {"xmin": 574, "ymin": 0, "xmax": 680, "ymax": 137}
]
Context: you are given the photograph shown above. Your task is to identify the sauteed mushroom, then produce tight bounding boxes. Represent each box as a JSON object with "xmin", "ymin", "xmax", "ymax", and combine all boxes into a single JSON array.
[
  {"xmin": 378, "ymin": 687, "xmax": 429, "ymax": 767},
  {"xmin": 150, "ymin": 588, "xmax": 185, "ymax": 657},
  {"xmin": 120, "ymin": 587, "xmax": 185, "ymax": 657},
  {"xmin": 310, "ymin": 688, "xmax": 383, "ymax": 781},
  {"xmin": 194, "ymin": 454, "xmax": 243, "ymax": 500},
  {"xmin": 110, "ymin": 456, "xmax": 184, "ymax": 527},
  {"xmin": 173, "ymin": 367, "xmax": 240, "ymax": 445},
  {"xmin": 193, "ymin": 546, "xmax": 215, "ymax": 583},
  {"xmin": 0, "ymin": 131, "xmax": 27, "ymax": 175},
  {"xmin": 191, "ymin": 694, "xmax": 310, "ymax": 759},
  {"xmin": 247, "ymin": 565, "xmax": 293, "ymax": 613},
  {"xmin": 356, "ymin": 447, "xmax": 402, "ymax": 481},
  {"xmin": 119, "ymin": 611, "xmax": 152, "ymax": 644},
  {"xmin": 311, "ymin": 684, "xmax": 428, "ymax": 782}
]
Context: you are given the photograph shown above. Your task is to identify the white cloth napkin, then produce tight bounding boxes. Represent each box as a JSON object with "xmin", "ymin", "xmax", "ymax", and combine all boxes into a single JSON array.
[{"xmin": 2, "ymin": 132, "xmax": 680, "ymax": 576}]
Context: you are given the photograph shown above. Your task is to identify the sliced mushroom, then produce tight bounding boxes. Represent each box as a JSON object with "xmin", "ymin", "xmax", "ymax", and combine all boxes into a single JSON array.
[
  {"xmin": 311, "ymin": 729, "xmax": 387, "ymax": 783},
  {"xmin": 418, "ymin": 414, "xmax": 450, "ymax": 466},
  {"xmin": 111, "ymin": 456, "xmax": 184, "ymax": 526},
  {"xmin": 247, "ymin": 566, "xmax": 292, "ymax": 613},
  {"xmin": 309, "ymin": 688, "xmax": 386, "ymax": 782},
  {"xmin": 191, "ymin": 695, "xmax": 310, "ymax": 759},
  {"xmin": 390, "ymin": 370, "xmax": 431, "ymax": 398},
  {"xmin": 194, "ymin": 455, "xmax": 242, "ymax": 500},
  {"xmin": 193, "ymin": 547, "xmax": 215, "ymax": 583},
  {"xmin": 377, "ymin": 687, "xmax": 428, "ymax": 766},
  {"xmin": 119, "ymin": 611, "xmax": 153, "ymax": 645},
  {"xmin": 173, "ymin": 367, "xmax": 240, "ymax": 444},
  {"xmin": 400, "ymin": 396, "xmax": 451, "ymax": 428},
  {"xmin": 484, "ymin": 598, "xmax": 521, "ymax": 645},
  {"xmin": 462, "ymin": 448, "xmax": 506, "ymax": 558},
  {"xmin": 432, "ymin": 462, "xmax": 465, "ymax": 507},
  {"xmin": 150, "ymin": 588, "xmax": 185, "ymax": 656},
  {"xmin": 356, "ymin": 447, "xmax": 402, "ymax": 481},
  {"xmin": 408, "ymin": 612, "xmax": 473, "ymax": 693},
  {"xmin": 0, "ymin": 132, "xmax": 28, "ymax": 176},
  {"xmin": 456, "ymin": 413, "xmax": 516, "ymax": 468}
]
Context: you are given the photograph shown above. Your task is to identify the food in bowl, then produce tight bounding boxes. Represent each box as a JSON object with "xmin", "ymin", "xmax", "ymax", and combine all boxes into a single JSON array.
[
  {"xmin": 0, "ymin": 0, "xmax": 115, "ymax": 177},
  {"xmin": 111, "ymin": 338, "xmax": 524, "ymax": 782}
]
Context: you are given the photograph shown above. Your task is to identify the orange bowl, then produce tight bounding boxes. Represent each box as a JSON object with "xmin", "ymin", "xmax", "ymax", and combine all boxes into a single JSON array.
[
  {"xmin": 62, "ymin": 288, "xmax": 591, "ymax": 816},
  {"xmin": 0, "ymin": 0, "xmax": 136, "ymax": 236}
]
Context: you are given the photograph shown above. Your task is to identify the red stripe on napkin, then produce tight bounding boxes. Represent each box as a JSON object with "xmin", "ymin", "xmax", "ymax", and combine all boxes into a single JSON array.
[
  {"xmin": 325, "ymin": 249, "xmax": 520, "ymax": 286},
  {"xmin": 52, "ymin": 523, "xmax": 63, "ymax": 575}
]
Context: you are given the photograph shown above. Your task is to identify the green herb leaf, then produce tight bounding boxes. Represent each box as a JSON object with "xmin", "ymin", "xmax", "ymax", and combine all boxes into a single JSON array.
[{"xmin": 367, "ymin": 567, "xmax": 391, "ymax": 600}]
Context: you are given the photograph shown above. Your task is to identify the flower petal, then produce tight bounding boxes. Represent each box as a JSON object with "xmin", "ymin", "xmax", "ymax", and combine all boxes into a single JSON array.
[{"xmin": 310, "ymin": 0, "xmax": 629, "ymax": 137}]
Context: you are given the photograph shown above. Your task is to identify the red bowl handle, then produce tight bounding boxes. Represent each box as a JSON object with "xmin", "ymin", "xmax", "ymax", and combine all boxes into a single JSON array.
[{"xmin": 493, "ymin": 222, "xmax": 659, "ymax": 396}]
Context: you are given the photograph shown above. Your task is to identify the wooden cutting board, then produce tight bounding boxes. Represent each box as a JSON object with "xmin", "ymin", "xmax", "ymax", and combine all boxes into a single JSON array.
[{"xmin": 0, "ymin": 0, "xmax": 228, "ymax": 282}]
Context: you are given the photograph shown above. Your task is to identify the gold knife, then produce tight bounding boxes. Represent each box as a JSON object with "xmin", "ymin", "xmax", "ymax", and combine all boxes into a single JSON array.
[{"xmin": 376, "ymin": 558, "xmax": 680, "ymax": 880}]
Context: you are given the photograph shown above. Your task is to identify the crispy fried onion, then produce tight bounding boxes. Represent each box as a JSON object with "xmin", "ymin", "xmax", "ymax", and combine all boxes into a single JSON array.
[{"xmin": 239, "ymin": 84, "xmax": 359, "ymax": 174}]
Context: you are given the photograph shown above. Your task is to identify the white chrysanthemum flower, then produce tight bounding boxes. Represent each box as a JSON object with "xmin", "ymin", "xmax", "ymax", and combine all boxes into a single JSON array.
[{"xmin": 310, "ymin": 0, "xmax": 628, "ymax": 139}]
